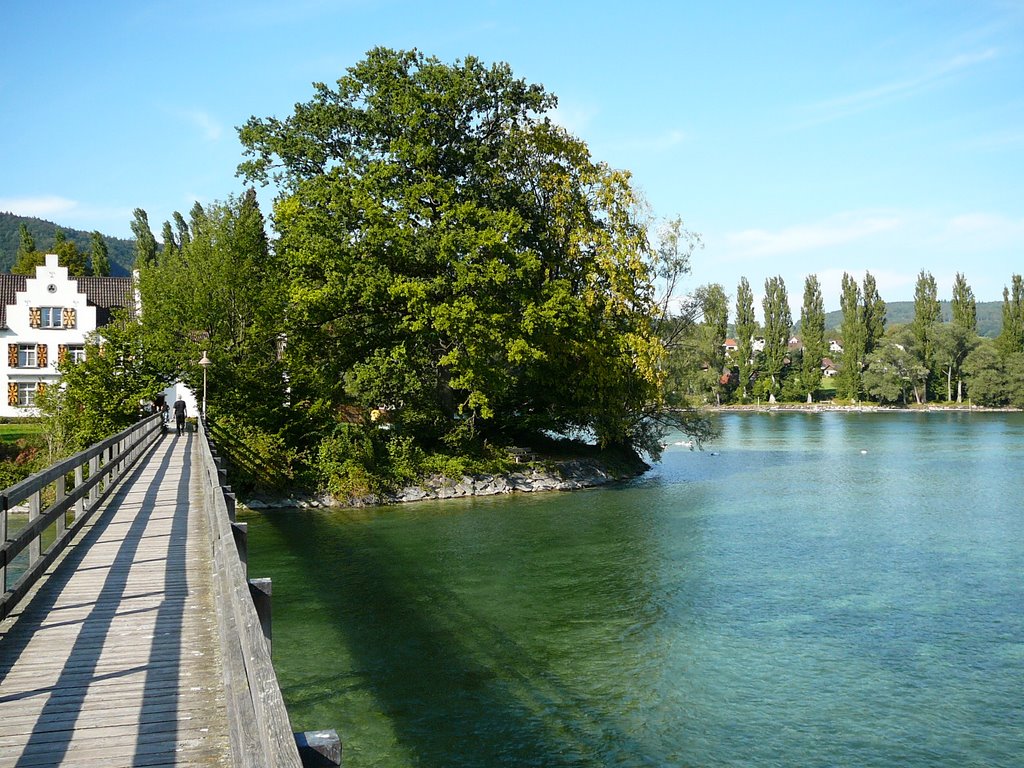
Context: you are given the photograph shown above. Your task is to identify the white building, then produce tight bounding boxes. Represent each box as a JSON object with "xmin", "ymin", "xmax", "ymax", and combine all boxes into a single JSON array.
[{"xmin": 0, "ymin": 254, "xmax": 133, "ymax": 417}]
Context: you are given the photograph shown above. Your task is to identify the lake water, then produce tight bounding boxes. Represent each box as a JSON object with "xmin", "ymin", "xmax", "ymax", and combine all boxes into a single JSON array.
[{"xmin": 242, "ymin": 411, "xmax": 1024, "ymax": 767}]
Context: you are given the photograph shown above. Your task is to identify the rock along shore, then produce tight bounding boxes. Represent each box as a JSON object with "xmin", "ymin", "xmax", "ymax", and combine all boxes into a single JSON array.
[{"xmin": 241, "ymin": 456, "xmax": 649, "ymax": 511}]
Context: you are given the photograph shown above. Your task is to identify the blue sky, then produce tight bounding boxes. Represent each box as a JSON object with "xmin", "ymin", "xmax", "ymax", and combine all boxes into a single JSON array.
[{"xmin": 2, "ymin": 1, "xmax": 1022, "ymax": 312}]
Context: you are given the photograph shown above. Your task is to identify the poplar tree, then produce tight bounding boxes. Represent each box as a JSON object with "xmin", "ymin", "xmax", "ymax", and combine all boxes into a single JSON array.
[
  {"xmin": 912, "ymin": 270, "xmax": 941, "ymax": 401},
  {"xmin": 861, "ymin": 271, "xmax": 886, "ymax": 354},
  {"xmin": 800, "ymin": 274, "xmax": 826, "ymax": 403},
  {"xmin": 996, "ymin": 274, "xmax": 1024, "ymax": 358},
  {"xmin": 131, "ymin": 208, "xmax": 158, "ymax": 266},
  {"xmin": 173, "ymin": 212, "xmax": 191, "ymax": 249},
  {"xmin": 695, "ymin": 283, "xmax": 728, "ymax": 405},
  {"xmin": 761, "ymin": 276, "xmax": 791, "ymax": 400},
  {"xmin": 837, "ymin": 273, "xmax": 864, "ymax": 400},
  {"xmin": 90, "ymin": 231, "xmax": 111, "ymax": 276},
  {"xmin": 950, "ymin": 272, "xmax": 977, "ymax": 334},
  {"xmin": 161, "ymin": 221, "xmax": 178, "ymax": 260},
  {"xmin": 735, "ymin": 277, "xmax": 756, "ymax": 399}
]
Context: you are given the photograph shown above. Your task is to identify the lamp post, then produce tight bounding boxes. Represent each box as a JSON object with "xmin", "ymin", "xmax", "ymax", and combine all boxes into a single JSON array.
[{"xmin": 198, "ymin": 351, "xmax": 211, "ymax": 419}]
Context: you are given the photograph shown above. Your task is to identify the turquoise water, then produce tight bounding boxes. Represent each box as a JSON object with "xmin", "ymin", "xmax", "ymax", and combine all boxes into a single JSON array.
[{"xmin": 242, "ymin": 412, "xmax": 1024, "ymax": 767}]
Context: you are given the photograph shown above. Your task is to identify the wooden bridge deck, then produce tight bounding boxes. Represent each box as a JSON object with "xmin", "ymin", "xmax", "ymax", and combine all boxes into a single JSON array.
[{"xmin": 0, "ymin": 433, "xmax": 234, "ymax": 767}]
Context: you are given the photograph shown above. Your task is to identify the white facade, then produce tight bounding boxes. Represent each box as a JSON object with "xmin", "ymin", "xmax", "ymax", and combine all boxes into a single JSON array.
[{"xmin": 0, "ymin": 254, "xmax": 132, "ymax": 417}]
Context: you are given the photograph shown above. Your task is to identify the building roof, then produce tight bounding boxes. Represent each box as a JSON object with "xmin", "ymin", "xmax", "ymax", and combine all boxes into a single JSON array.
[{"xmin": 0, "ymin": 273, "xmax": 134, "ymax": 329}]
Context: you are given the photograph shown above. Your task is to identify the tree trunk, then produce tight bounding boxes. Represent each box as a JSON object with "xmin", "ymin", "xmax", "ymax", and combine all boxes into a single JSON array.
[
  {"xmin": 807, "ymin": 392, "xmax": 813, "ymax": 404},
  {"xmin": 947, "ymin": 367, "xmax": 953, "ymax": 403},
  {"xmin": 956, "ymin": 377, "xmax": 963, "ymax": 403}
]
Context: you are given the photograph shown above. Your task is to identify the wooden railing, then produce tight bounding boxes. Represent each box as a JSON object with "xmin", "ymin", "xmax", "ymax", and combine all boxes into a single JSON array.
[
  {"xmin": 0, "ymin": 413, "xmax": 163, "ymax": 622},
  {"xmin": 197, "ymin": 416, "xmax": 341, "ymax": 768}
]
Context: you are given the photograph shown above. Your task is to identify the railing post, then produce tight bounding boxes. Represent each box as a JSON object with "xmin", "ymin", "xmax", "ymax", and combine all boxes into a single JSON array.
[
  {"xmin": 223, "ymin": 488, "xmax": 237, "ymax": 522},
  {"xmin": 248, "ymin": 577, "xmax": 273, "ymax": 655},
  {"xmin": 28, "ymin": 490, "xmax": 41, "ymax": 566},
  {"xmin": 294, "ymin": 730, "xmax": 342, "ymax": 767},
  {"xmin": 89, "ymin": 455, "xmax": 100, "ymax": 508},
  {"xmin": 75, "ymin": 465, "xmax": 85, "ymax": 521},
  {"xmin": 231, "ymin": 521, "xmax": 248, "ymax": 577},
  {"xmin": 55, "ymin": 474, "xmax": 67, "ymax": 538},
  {"xmin": 0, "ymin": 501, "xmax": 6, "ymax": 592}
]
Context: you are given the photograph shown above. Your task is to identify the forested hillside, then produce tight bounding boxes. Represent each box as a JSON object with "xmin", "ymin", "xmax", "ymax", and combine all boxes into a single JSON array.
[
  {"xmin": 0, "ymin": 212, "xmax": 134, "ymax": 275},
  {"xmin": 824, "ymin": 301, "xmax": 1003, "ymax": 338}
]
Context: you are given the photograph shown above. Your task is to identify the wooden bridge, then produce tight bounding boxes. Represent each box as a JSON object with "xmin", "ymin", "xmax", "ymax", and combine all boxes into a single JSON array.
[{"xmin": 0, "ymin": 416, "xmax": 339, "ymax": 767}]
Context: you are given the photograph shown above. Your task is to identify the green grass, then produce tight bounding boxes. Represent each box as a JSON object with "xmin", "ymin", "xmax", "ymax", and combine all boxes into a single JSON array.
[{"xmin": 0, "ymin": 422, "xmax": 45, "ymax": 442}]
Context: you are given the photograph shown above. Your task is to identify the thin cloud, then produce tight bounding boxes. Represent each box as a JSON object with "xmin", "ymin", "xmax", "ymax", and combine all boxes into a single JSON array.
[
  {"xmin": 180, "ymin": 109, "xmax": 224, "ymax": 141},
  {"xmin": 0, "ymin": 195, "xmax": 78, "ymax": 218},
  {"xmin": 725, "ymin": 213, "xmax": 902, "ymax": 258},
  {"xmin": 796, "ymin": 48, "xmax": 998, "ymax": 126},
  {"xmin": 617, "ymin": 129, "xmax": 687, "ymax": 153}
]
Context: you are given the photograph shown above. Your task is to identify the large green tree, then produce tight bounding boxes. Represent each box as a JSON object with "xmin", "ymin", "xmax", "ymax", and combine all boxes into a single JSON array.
[
  {"xmin": 761, "ymin": 275, "xmax": 791, "ymax": 400},
  {"xmin": 799, "ymin": 274, "xmax": 826, "ymax": 403},
  {"xmin": 735, "ymin": 277, "xmax": 757, "ymax": 400},
  {"xmin": 237, "ymin": 48, "xmax": 688, "ymax": 457}
]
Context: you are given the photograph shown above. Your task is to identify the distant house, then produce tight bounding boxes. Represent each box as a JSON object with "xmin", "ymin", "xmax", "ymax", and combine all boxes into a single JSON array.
[
  {"xmin": 828, "ymin": 339, "xmax": 844, "ymax": 354},
  {"xmin": 821, "ymin": 357, "xmax": 840, "ymax": 377},
  {"xmin": 752, "ymin": 337, "xmax": 766, "ymax": 353},
  {"xmin": 723, "ymin": 338, "xmax": 738, "ymax": 353},
  {"xmin": 0, "ymin": 254, "xmax": 133, "ymax": 416},
  {"xmin": 788, "ymin": 336, "xmax": 802, "ymax": 350}
]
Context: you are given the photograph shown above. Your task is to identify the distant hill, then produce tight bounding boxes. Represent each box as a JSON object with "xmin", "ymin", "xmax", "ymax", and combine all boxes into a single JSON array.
[
  {"xmin": 823, "ymin": 300, "xmax": 1002, "ymax": 338},
  {"xmin": 0, "ymin": 212, "xmax": 135, "ymax": 276}
]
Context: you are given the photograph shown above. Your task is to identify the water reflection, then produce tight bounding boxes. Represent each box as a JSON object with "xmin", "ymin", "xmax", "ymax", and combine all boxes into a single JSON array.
[{"xmin": 245, "ymin": 412, "xmax": 1024, "ymax": 767}]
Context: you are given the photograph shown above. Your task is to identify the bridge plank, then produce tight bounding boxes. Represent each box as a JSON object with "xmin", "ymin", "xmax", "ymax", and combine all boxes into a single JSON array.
[{"xmin": 0, "ymin": 435, "xmax": 235, "ymax": 767}]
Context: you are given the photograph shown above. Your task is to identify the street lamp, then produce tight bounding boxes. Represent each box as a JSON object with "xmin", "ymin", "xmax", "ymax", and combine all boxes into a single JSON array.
[{"xmin": 198, "ymin": 351, "xmax": 211, "ymax": 419}]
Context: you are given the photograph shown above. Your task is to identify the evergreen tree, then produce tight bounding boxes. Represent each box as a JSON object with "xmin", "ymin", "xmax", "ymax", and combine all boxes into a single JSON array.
[
  {"xmin": 837, "ymin": 273, "xmax": 864, "ymax": 400},
  {"xmin": 800, "ymin": 274, "xmax": 826, "ymax": 403},
  {"xmin": 950, "ymin": 272, "xmax": 977, "ymax": 334},
  {"xmin": 761, "ymin": 276, "xmax": 791, "ymax": 400},
  {"xmin": 912, "ymin": 270, "xmax": 941, "ymax": 401},
  {"xmin": 90, "ymin": 231, "xmax": 111, "ymax": 276},
  {"xmin": 735, "ymin": 277, "xmax": 756, "ymax": 400},
  {"xmin": 861, "ymin": 271, "xmax": 886, "ymax": 354},
  {"xmin": 130, "ymin": 208, "xmax": 158, "ymax": 266},
  {"xmin": 996, "ymin": 274, "xmax": 1024, "ymax": 358}
]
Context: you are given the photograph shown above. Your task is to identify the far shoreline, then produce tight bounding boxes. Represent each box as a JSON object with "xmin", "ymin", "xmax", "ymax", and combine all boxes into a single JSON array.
[{"xmin": 702, "ymin": 403, "xmax": 1022, "ymax": 414}]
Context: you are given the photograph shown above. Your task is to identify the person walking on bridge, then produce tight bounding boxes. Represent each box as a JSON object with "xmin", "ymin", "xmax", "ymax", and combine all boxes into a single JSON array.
[{"xmin": 172, "ymin": 397, "xmax": 187, "ymax": 435}]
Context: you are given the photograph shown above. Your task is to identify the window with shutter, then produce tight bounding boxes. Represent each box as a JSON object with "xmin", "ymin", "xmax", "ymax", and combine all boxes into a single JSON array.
[
  {"xmin": 62, "ymin": 307, "xmax": 77, "ymax": 328},
  {"xmin": 38, "ymin": 344, "xmax": 48, "ymax": 368},
  {"xmin": 29, "ymin": 307, "xmax": 41, "ymax": 328},
  {"xmin": 58, "ymin": 344, "xmax": 68, "ymax": 363},
  {"xmin": 7, "ymin": 383, "xmax": 17, "ymax": 406},
  {"xmin": 36, "ymin": 382, "xmax": 46, "ymax": 396},
  {"xmin": 8, "ymin": 344, "xmax": 18, "ymax": 368}
]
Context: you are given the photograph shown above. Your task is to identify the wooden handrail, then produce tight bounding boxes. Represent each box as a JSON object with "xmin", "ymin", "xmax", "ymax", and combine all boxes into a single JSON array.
[
  {"xmin": 195, "ymin": 415, "xmax": 309, "ymax": 768},
  {"xmin": 0, "ymin": 414, "xmax": 163, "ymax": 622}
]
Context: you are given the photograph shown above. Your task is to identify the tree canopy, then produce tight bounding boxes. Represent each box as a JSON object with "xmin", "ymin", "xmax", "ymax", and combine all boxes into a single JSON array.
[{"xmin": 237, "ymin": 47, "xmax": 699, "ymax": 458}]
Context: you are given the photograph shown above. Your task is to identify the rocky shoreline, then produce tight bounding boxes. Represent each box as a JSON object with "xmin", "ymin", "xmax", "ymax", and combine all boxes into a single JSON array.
[{"xmin": 241, "ymin": 456, "xmax": 649, "ymax": 511}]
